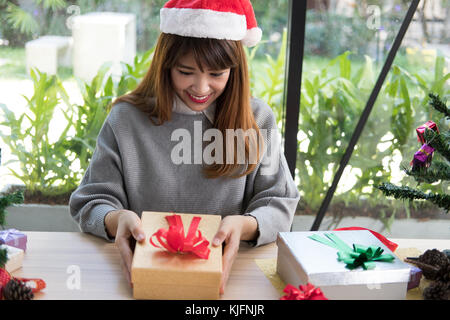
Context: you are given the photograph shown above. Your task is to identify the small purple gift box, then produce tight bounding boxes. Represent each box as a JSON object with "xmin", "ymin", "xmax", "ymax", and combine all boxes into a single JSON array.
[
  {"xmin": 407, "ymin": 266, "xmax": 422, "ymax": 290},
  {"xmin": 0, "ymin": 228, "xmax": 27, "ymax": 251},
  {"xmin": 411, "ymin": 144, "xmax": 434, "ymax": 170}
]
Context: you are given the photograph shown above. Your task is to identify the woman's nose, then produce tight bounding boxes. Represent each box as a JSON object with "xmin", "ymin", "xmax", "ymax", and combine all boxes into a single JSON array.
[{"xmin": 192, "ymin": 76, "xmax": 210, "ymax": 94}]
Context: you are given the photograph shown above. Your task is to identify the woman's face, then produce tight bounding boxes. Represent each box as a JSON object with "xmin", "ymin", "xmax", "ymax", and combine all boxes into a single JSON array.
[{"xmin": 171, "ymin": 52, "xmax": 231, "ymax": 112}]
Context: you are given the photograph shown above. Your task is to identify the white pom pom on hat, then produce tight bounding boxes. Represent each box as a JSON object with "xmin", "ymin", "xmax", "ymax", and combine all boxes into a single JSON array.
[{"xmin": 160, "ymin": 0, "xmax": 262, "ymax": 47}]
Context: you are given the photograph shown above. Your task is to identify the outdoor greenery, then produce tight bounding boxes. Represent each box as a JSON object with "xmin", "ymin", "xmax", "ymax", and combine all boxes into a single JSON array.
[
  {"xmin": 0, "ymin": 68, "xmax": 76, "ymax": 195},
  {"xmin": 0, "ymin": 34, "xmax": 448, "ymax": 214},
  {"xmin": 0, "ymin": 48, "xmax": 154, "ymax": 196},
  {"xmin": 0, "ymin": 1, "xmax": 448, "ymax": 226}
]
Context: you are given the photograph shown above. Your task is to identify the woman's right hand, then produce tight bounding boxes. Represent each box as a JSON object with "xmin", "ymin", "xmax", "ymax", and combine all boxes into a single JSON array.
[{"xmin": 105, "ymin": 210, "xmax": 146, "ymax": 288}]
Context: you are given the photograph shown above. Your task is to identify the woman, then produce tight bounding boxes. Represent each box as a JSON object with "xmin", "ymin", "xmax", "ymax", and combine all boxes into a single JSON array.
[{"xmin": 69, "ymin": 0, "xmax": 300, "ymax": 295}]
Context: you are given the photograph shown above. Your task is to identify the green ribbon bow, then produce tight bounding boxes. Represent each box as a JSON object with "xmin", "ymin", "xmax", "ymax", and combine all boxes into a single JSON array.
[{"xmin": 308, "ymin": 233, "xmax": 395, "ymax": 270}]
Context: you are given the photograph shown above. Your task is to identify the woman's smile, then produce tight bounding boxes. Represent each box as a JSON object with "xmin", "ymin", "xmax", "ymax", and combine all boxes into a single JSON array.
[{"xmin": 186, "ymin": 92, "xmax": 212, "ymax": 104}]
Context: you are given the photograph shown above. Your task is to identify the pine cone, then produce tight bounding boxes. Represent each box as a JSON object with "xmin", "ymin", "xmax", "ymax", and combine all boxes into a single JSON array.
[
  {"xmin": 436, "ymin": 263, "xmax": 450, "ymax": 283},
  {"xmin": 423, "ymin": 281, "xmax": 449, "ymax": 300},
  {"xmin": 418, "ymin": 249, "xmax": 449, "ymax": 279},
  {"xmin": 404, "ymin": 258, "xmax": 440, "ymax": 280},
  {"xmin": 419, "ymin": 249, "xmax": 449, "ymax": 268},
  {"xmin": 3, "ymin": 278, "xmax": 34, "ymax": 300}
]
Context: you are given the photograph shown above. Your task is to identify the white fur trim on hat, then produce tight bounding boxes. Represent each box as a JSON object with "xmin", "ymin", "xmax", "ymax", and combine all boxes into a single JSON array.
[
  {"xmin": 242, "ymin": 27, "xmax": 262, "ymax": 47},
  {"xmin": 160, "ymin": 8, "xmax": 247, "ymax": 41}
]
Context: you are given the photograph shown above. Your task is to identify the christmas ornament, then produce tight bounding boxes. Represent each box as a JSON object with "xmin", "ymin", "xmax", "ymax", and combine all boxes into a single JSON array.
[
  {"xmin": 416, "ymin": 120, "xmax": 439, "ymax": 144},
  {"xmin": 2, "ymin": 278, "xmax": 34, "ymax": 300},
  {"xmin": 411, "ymin": 144, "xmax": 434, "ymax": 171}
]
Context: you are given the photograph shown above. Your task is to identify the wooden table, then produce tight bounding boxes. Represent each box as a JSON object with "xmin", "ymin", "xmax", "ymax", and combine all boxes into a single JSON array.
[{"xmin": 10, "ymin": 232, "xmax": 450, "ymax": 300}]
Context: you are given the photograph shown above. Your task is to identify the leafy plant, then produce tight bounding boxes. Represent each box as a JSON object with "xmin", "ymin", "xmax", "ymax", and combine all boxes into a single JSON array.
[
  {"xmin": 0, "ymin": 68, "xmax": 76, "ymax": 196},
  {"xmin": 62, "ymin": 62, "xmax": 116, "ymax": 171},
  {"xmin": 0, "ymin": 0, "xmax": 68, "ymax": 46},
  {"xmin": 64, "ymin": 48, "xmax": 154, "ymax": 171},
  {"xmin": 257, "ymin": 28, "xmax": 287, "ymax": 124},
  {"xmin": 284, "ymin": 50, "xmax": 449, "ymax": 214}
]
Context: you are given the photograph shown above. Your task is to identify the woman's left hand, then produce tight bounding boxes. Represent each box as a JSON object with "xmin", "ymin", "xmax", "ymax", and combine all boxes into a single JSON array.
[{"xmin": 212, "ymin": 215, "xmax": 258, "ymax": 295}]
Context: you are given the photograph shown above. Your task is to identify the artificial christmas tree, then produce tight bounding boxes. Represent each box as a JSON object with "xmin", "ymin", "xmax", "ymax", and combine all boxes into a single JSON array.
[
  {"xmin": 377, "ymin": 93, "xmax": 450, "ymax": 212},
  {"xmin": 377, "ymin": 95, "xmax": 450, "ymax": 300}
]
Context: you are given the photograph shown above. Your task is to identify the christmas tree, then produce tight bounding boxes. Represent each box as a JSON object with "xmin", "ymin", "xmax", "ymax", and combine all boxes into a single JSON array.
[{"xmin": 377, "ymin": 93, "xmax": 450, "ymax": 212}]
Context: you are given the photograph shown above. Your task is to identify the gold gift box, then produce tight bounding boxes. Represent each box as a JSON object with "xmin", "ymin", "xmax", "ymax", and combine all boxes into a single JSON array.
[{"xmin": 131, "ymin": 211, "xmax": 222, "ymax": 300}]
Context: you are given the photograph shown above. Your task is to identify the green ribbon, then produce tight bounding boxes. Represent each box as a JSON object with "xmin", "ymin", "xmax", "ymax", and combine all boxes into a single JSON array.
[{"xmin": 308, "ymin": 233, "xmax": 395, "ymax": 270}]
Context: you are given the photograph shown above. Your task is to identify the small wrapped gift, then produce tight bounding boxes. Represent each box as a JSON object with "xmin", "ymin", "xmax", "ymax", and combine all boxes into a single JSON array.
[
  {"xmin": 411, "ymin": 144, "xmax": 434, "ymax": 170},
  {"xmin": 131, "ymin": 211, "xmax": 222, "ymax": 300},
  {"xmin": 0, "ymin": 244, "xmax": 24, "ymax": 273},
  {"xmin": 407, "ymin": 266, "xmax": 422, "ymax": 290},
  {"xmin": 416, "ymin": 120, "xmax": 439, "ymax": 144},
  {"xmin": 0, "ymin": 229, "xmax": 27, "ymax": 252},
  {"xmin": 276, "ymin": 230, "xmax": 411, "ymax": 300}
]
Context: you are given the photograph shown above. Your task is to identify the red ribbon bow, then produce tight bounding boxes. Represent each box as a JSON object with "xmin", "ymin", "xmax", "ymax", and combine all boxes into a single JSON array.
[
  {"xmin": 280, "ymin": 283, "xmax": 328, "ymax": 300},
  {"xmin": 150, "ymin": 214, "xmax": 210, "ymax": 259}
]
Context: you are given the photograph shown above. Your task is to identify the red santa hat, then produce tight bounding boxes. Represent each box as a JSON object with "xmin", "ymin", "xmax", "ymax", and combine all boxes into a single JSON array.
[{"xmin": 160, "ymin": 0, "xmax": 262, "ymax": 47}]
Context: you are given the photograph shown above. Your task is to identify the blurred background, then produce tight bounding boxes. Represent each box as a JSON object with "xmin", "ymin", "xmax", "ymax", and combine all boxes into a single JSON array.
[{"xmin": 0, "ymin": 0, "xmax": 448, "ymax": 236}]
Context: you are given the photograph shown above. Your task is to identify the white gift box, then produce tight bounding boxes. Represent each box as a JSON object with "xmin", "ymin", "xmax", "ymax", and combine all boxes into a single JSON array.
[
  {"xmin": 1, "ymin": 244, "xmax": 24, "ymax": 273},
  {"xmin": 276, "ymin": 230, "xmax": 411, "ymax": 300}
]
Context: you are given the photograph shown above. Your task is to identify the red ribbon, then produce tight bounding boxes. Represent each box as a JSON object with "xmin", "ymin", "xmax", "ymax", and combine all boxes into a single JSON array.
[
  {"xmin": 14, "ymin": 277, "xmax": 46, "ymax": 293},
  {"xmin": 333, "ymin": 227, "xmax": 398, "ymax": 252},
  {"xmin": 1, "ymin": 268, "xmax": 46, "ymax": 299},
  {"xmin": 150, "ymin": 214, "xmax": 210, "ymax": 259},
  {"xmin": 280, "ymin": 283, "xmax": 328, "ymax": 300}
]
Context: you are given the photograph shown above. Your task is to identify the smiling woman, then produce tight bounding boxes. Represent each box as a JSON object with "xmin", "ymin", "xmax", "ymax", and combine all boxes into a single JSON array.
[
  {"xmin": 170, "ymin": 52, "xmax": 231, "ymax": 112},
  {"xmin": 113, "ymin": 33, "xmax": 262, "ymax": 179},
  {"xmin": 69, "ymin": 0, "xmax": 300, "ymax": 296}
]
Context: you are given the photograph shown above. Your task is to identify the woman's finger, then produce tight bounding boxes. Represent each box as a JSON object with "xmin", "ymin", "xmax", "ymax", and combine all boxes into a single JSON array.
[
  {"xmin": 119, "ymin": 256, "xmax": 132, "ymax": 288},
  {"xmin": 220, "ymin": 231, "xmax": 240, "ymax": 294},
  {"xmin": 116, "ymin": 235, "xmax": 134, "ymax": 273}
]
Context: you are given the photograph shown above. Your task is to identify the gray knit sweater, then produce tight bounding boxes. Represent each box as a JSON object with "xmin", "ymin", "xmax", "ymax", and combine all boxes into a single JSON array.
[{"xmin": 69, "ymin": 97, "xmax": 300, "ymax": 246}]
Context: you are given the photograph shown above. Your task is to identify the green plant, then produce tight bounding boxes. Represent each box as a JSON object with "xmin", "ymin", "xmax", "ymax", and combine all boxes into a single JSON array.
[
  {"xmin": 291, "ymin": 50, "xmax": 449, "ymax": 214},
  {"xmin": 0, "ymin": 0, "xmax": 69, "ymax": 46},
  {"xmin": 0, "ymin": 190, "xmax": 23, "ymax": 226},
  {"xmin": 65, "ymin": 48, "xmax": 154, "ymax": 171},
  {"xmin": 248, "ymin": 29, "xmax": 286, "ymax": 124},
  {"xmin": 0, "ymin": 68, "xmax": 77, "ymax": 196},
  {"xmin": 63, "ymin": 62, "xmax": 116, "ymax": 171}
]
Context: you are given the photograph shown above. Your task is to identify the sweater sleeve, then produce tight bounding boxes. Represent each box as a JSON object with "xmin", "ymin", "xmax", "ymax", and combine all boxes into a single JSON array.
[
  {"xmin": 69, "ymin": 118, "xmax": 128, "ymax": 242},
  {"xmin": 243, "ymin": 101, "xmax": 300, "ymax": 247}
]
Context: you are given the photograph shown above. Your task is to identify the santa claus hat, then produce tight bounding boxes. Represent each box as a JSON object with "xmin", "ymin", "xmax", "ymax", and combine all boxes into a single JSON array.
[{"xmin": 160, "ymin": 0, "xmax": 262, "ymax": 47}]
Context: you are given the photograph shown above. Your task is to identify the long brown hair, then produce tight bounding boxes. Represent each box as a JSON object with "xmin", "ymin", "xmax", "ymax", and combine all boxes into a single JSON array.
[{"xmin": 113, "ymin": 33, "xmax": 262, "ymax": 178}]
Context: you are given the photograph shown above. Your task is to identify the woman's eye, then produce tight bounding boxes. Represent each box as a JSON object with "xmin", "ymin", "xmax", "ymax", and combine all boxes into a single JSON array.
[
  {"xmin": 210, "ymin": 72, "xmax": 224, "ymax": 77},
  {"xmin": 178, "ymin": 70, "xmax": 192, "ymax": 75}
]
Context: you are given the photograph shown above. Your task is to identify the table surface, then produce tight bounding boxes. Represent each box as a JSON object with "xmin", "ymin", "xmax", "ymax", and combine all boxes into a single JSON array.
[{"xmin": 10, "ymin": 232, "xmax": 450, "ymax": 300}]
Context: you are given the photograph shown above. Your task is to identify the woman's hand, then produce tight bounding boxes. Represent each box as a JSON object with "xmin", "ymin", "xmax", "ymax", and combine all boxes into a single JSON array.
[
  {"xmin": 212, "ymin": 215, "xmax": 258, "ymax": 295},
  {"xmin": 105, "ymin": 209, "xmax": 146, "ymax": 288}
]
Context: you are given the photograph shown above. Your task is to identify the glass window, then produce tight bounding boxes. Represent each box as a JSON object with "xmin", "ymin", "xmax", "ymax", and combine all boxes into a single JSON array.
[{"xmin": 292, "ymin": 0, "xmax": 450, "ymax": 239}]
